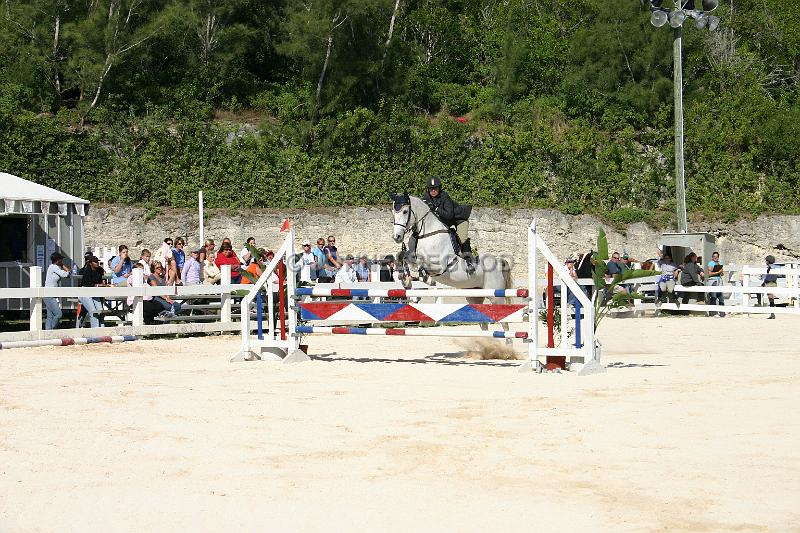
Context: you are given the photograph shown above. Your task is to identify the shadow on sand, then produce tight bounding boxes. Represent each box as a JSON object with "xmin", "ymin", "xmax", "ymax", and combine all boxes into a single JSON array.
[{"xmin": 310, "ymin": 351, "xmax": 521, "ymax": 368}]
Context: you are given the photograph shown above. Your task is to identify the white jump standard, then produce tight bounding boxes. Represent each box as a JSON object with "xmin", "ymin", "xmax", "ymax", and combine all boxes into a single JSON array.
[{"xmin": 231, "ymin": 219, "xmax": 602, "ymax": 376}]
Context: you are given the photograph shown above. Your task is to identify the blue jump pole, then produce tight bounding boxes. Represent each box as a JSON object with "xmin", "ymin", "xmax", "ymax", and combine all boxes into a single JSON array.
[
  {"xmin": 256, "ymin": 292, "xmax": 263, "ymax": 341},
  {"xmin": 574, "ymin": 299, "xmax": 583, "ymax": 348}
]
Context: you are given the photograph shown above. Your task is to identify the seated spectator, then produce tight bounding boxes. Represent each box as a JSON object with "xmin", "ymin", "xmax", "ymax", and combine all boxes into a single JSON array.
[
  {"xmin": 379, "ymin": 255, "xmax": 400, "ymax": 282},
  {"xmin": 78, "ymin": 255, "xmax": 105, "ymax": 328},
  {"xmin": 334, "ymin": 254, "xmax": 357, "ymax": 283},
  {"xmin": 165, "ymin": 257, "xmax": 180, "ymax": 286},
  {"xmin": 110, "ymin": 245, "xmax": 133, "ymax": 286},
  {"xmin": 621, "ymin": 253, "xmax": 635, "ymax": 271},
  {"xmin": 203, "ymin": 250, "xmax": 221, "ymax": 285},
  {"xmin": 181, "ymin": 248, "xmax": 203, "ymax": 285},
  {"xmin": 657, "ymin": 252, "xmax": 679, "ymax": 302},
  {"xmin": 606, "ymin": 251, "xmax": 625, "ymax": 277},
  {"xmin": 356, "ymin": 256, "xmax": 371, "ymax": 282},
  {"xmin": 299, "ymin": 241, "xmax": 317, "ymax": 283},
  {"xmin": 678, "ymin": 252, "xmax": 704, "ymax": 305},
  {"xmin": 215, "ymin": 242, "xmax": 242, "ymax": 282},
  {"xmin": 204, "ymin": 239, "xmax": 216, "ymax": 254},
  {"xmin": 147, "ymin": 261, "xmax": 182, "ymax": 316}
]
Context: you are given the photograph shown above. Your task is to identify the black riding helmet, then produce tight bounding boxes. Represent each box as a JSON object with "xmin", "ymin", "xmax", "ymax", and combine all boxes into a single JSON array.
[{"xmin": 426, "ymin": 176, "xmax": 442, "ymax": 190}]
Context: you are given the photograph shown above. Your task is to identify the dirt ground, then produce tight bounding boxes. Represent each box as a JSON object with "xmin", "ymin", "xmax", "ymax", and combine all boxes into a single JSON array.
[{"xmin": 1, "ymin": 315, "xmax": 799, "ymax": 532}]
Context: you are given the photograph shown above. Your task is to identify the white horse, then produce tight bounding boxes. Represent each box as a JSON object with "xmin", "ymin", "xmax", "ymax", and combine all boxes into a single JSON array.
[{"xmin": 391, "ymin": 192, "xmax": 513, "ymax": 335}]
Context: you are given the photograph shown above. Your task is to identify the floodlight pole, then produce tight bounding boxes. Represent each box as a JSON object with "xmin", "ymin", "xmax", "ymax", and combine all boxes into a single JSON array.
[{"xmin": 673, "ymin": 23, "xmax": 688, "ymax": 233}]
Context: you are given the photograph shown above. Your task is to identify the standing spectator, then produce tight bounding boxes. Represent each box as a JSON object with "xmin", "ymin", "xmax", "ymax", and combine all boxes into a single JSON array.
[
  {"xmin": 154, "ymin": 238, "xmax": 173, "ymax": 266},
  {"xmin": 165, "ymin": 257, "xmax": 180, "ymax": 286},
  {"xmin": 312, "ymin": 238, "xmax": 327, "ymax": 281},
  {"xmin": 355, "ymin": 256, "xmax": 371, "ymax": 282},
  {"xmin": 240, "ymin": 237, "xmax": 256, "ymax": 267},
  {"xmin": 334, "ymin": 254, "xmax": 357, "ymax": 283},
  {"xmin": 204, "ymin": 239, "xmax": 216, "ymax": 253},
  {"xmin": 299, "ymin": 241, "xmax": 317, "ymax": 283},
  {"xmin": 44, "ymin": 252, "xmax": 69, "ymax": 329},
  {"xmin": 181, "ymin": 248, "xmax": 203, "ymax": 285},
  {"xmin": 78, "ymin": 255, "xmax": 105, "ymax": 328},
  {"xmin": 323, "ymin": 235, "xmax": 341, "ymax": 281},
  {"xmin": 706, "ymin": 251, "xmax": 726, "ymax": 317},
  {"xmin": 678, "ymin": 252, "xmax": 704, "ymax": 305},
  {"xmin": 575, "ymin": 250, "xmax": 594, "ymax": 297},
  {"xmin": 221, "ymin": 237, "xmax": 233, "ymax": 247},
  {"xmin": 215, "ymin": 242, "xmax": 242, "ymax": 283},
  {"xmin": 203, "ymin": 250, "xmax": 221, "ymax": 285},
  {"xmin": 379, "ymin": 255, "xmax": 400, "ymax": 282},
  {"xmin": 172, "ymin": 238, "xmax": 186, "ymax": 277},
  {"xmin": 762, "ymin": 255, "xmax": 778, "ymax": 319},
  {"xmin": 110, "ymin": 245, "xmax": 133, "ymax": 286},
  {"xmin": 138, "ymin": 249, "xmax": 152, "ymax": 276}
]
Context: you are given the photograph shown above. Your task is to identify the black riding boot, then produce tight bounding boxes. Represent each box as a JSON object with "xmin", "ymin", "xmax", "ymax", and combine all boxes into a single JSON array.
[{"xmin": 461, "ymin": 239, "xmax": 476, "ymax": 275}]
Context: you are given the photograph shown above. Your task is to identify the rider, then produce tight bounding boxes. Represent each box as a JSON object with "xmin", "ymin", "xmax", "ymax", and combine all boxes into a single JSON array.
[{"xmin": 422, "ymin": 176, "xmax": 474, "ymax": 268}]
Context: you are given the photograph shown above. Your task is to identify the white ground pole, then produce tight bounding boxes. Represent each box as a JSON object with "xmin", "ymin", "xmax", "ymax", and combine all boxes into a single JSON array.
[
  {"xmin": 230, "ymin": 228, "xmax": 308, "ymax": 363},
  {"xmin": 198, "ymin": 191, "xmax": 204, "ymax": 247},
  {"xmin": 519, "ymin": 220, "xmax": 604, "ymax": 375}
]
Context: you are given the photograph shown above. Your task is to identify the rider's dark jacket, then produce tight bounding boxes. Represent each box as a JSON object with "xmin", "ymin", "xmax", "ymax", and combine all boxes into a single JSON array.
[{"xmin": 423, "ymin": 190, "xmax": 471, "ymax": 227}]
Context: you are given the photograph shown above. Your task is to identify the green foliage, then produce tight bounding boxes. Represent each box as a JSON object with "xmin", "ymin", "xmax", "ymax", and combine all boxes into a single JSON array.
[{"xmin": 0, "ymin": 0, "xmax": 797, "ymax": 220}]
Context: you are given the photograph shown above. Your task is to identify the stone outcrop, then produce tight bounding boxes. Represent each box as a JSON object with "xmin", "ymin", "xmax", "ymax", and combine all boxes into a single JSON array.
[{"xmin": 86, "ymin": 205, "xmax": 800, "ymax": 276}]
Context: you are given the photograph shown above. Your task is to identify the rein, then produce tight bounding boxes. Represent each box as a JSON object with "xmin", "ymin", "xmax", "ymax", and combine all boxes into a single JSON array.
[{"xmin": 394, "ymin": 199, "xmax": 458, "ymax": 277}]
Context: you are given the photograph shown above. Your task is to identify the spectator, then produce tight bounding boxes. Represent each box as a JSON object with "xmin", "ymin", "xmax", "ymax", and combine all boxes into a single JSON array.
[
  {"xmin": 126, "ymin": 265, "xmax": 160, "ymax": 324},
  {"xmin": 110, "ymin": 245, "xmax": 133, "ymax": 286},
  {"xmin": 240, "ymin": 237, "xmax": 256, "ymax": 267},
  {"xmin": 138, "ymin": 249, "xmax": 152, "ymax": 276},
  {"xmin": 575, "ymin": 250, "xmax": 594, "ymax": 297},
  {"xmin": 564, "ymin": 257, "xmax": 580, "ymax": 308},
  {"xmin": 204, "ymin": 239, "xmax": 216, "ymax": 253},
  {"xmin": 153, "ymin": 237, "xmax": 173, "ymax": 266},
  {"xmin": 706, "ymin": 251, "xmax": 726, "ymax": 317},
  {"xmin": 78, "ymin": 255, "xmax": 105, "ymax": 328},
  {"xmin": 147, "ymin": 261, "xmax": 181, "ymax": 316},
  {"xmin": 203, "ymin": 250, "xmax": 221, "ymax": 285},
  {"xmin": 181, "ymin": 248, "xmax": 203, "ymax": 285},
  {"xmin": 241, "ymin": 248, "xmax": 265, "ymax": 284},
  {"xmin": 221, "ymin": 237, "xmax": 232, "ymax": 247},
  {"xmin": 762, "ymin": 255, "xmax": 778, "ymax": 319},
  {"xmin": 379, "ymin": 255, "xmax": 400, "ymax": 282},
  {"xmin": 172, "ymin": 238, "xmax": 186, "ymax": 277},
  {"xmin": 356, "ymin": 256, "xmax": 371, "ymax": 282},
  {"xmin": 334, "ymin": 254, "xmax": 357, "ymax": 283},
  {"xmin": 299, "ymin": 241, "xmax": 317, "ymax": 283},
  {"xmin": 323, "ymin": 235, "xmax": 341, "ymax": 281},
  {"xmin": 215, "ymin": 242, "xmax": 241, "ymax": 283},
  {"xmin": 678, "ymin": 252, "xmax": 704, "ymax": 305},
  {"xmin": 312, "ymin": 238, "xmax": 327, "ymax": 281},
  {"xmin": 657, "ymin": 252, "xmax": 679, "ymax": 302},
  {"xmin": 606, "ymin": 251, "xmax": 625, "ymax": 277},
  {"xmin": 621, "ymin": 252, "xmax": 634, "ymax": 271},
  {"xmin": 165, "ymin": 257, "xmax": 180, "ymax": 286},
  {"xmin": 44, "ymin": 252, "xmax": 69, "ymax": 329}
]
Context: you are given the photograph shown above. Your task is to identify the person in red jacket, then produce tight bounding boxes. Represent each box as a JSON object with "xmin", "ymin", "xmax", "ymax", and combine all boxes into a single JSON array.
[{"xmin": 215, "ymin": 242, "xmax": 242, "ymax": 282}]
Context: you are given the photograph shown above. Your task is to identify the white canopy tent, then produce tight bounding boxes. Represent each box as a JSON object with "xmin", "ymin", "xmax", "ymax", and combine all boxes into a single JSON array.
[{"xmin": 0, "ymin": 173, "xmax": 90, "ymax": 310}]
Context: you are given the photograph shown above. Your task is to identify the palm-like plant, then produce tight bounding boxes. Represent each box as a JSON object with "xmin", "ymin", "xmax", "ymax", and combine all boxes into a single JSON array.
[{"xmin": 590, "ymin": 228, "xmax": 657, "ymax": 330}]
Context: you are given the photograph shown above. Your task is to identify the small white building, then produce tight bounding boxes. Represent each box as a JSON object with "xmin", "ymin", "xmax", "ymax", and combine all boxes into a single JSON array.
[{"xmin": 0, "ymin": 172, "xmax": 89, "ymax": 310}]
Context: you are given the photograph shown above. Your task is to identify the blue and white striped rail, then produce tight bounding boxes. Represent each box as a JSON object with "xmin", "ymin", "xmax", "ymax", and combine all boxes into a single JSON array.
[
  {"xmin": 295, "ymin": 287, "xmax": 528, "ymax": 298},
  {"xmin": 295, "ymin": 325, "xmax": 528, "ymax": 339}
]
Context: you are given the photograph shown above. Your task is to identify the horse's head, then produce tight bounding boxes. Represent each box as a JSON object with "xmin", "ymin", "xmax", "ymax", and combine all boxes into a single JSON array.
[{"xmin": 389, "ymin": 192, "xmax": 411, "ymax": 243}]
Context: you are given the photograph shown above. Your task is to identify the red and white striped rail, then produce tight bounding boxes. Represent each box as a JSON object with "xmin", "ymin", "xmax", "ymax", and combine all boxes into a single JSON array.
[{"xmin": 294, "ymin": 287, "xmax": 528, "ymax": 298}]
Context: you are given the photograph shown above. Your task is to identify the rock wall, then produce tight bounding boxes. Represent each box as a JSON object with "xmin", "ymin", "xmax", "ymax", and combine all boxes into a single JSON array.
[{"xmin": 86, "ymin": 205, "xmax": 800, "ymax": 276}]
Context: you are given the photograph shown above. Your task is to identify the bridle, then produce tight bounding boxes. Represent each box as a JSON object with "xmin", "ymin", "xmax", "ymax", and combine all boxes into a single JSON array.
[{"xmin": 393, "ymin": 198, "xmax": 457, "ymax": 277}]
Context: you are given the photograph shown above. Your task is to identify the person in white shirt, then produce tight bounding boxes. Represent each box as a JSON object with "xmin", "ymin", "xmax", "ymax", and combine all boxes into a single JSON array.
[
  {"xmin": 44, "ymin": 252, "xmax": 70, "ymax": 329},
  {"xmin": 299, "ymin": 240, "xmax": 317, "ymax": 283},
  {"xmin": 240, "ymin": 237, "xmax": 256, "ymax": 267},
  {"xmin": 334, "ymin": 255, "xmax": 357, "ymax": 284}
]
